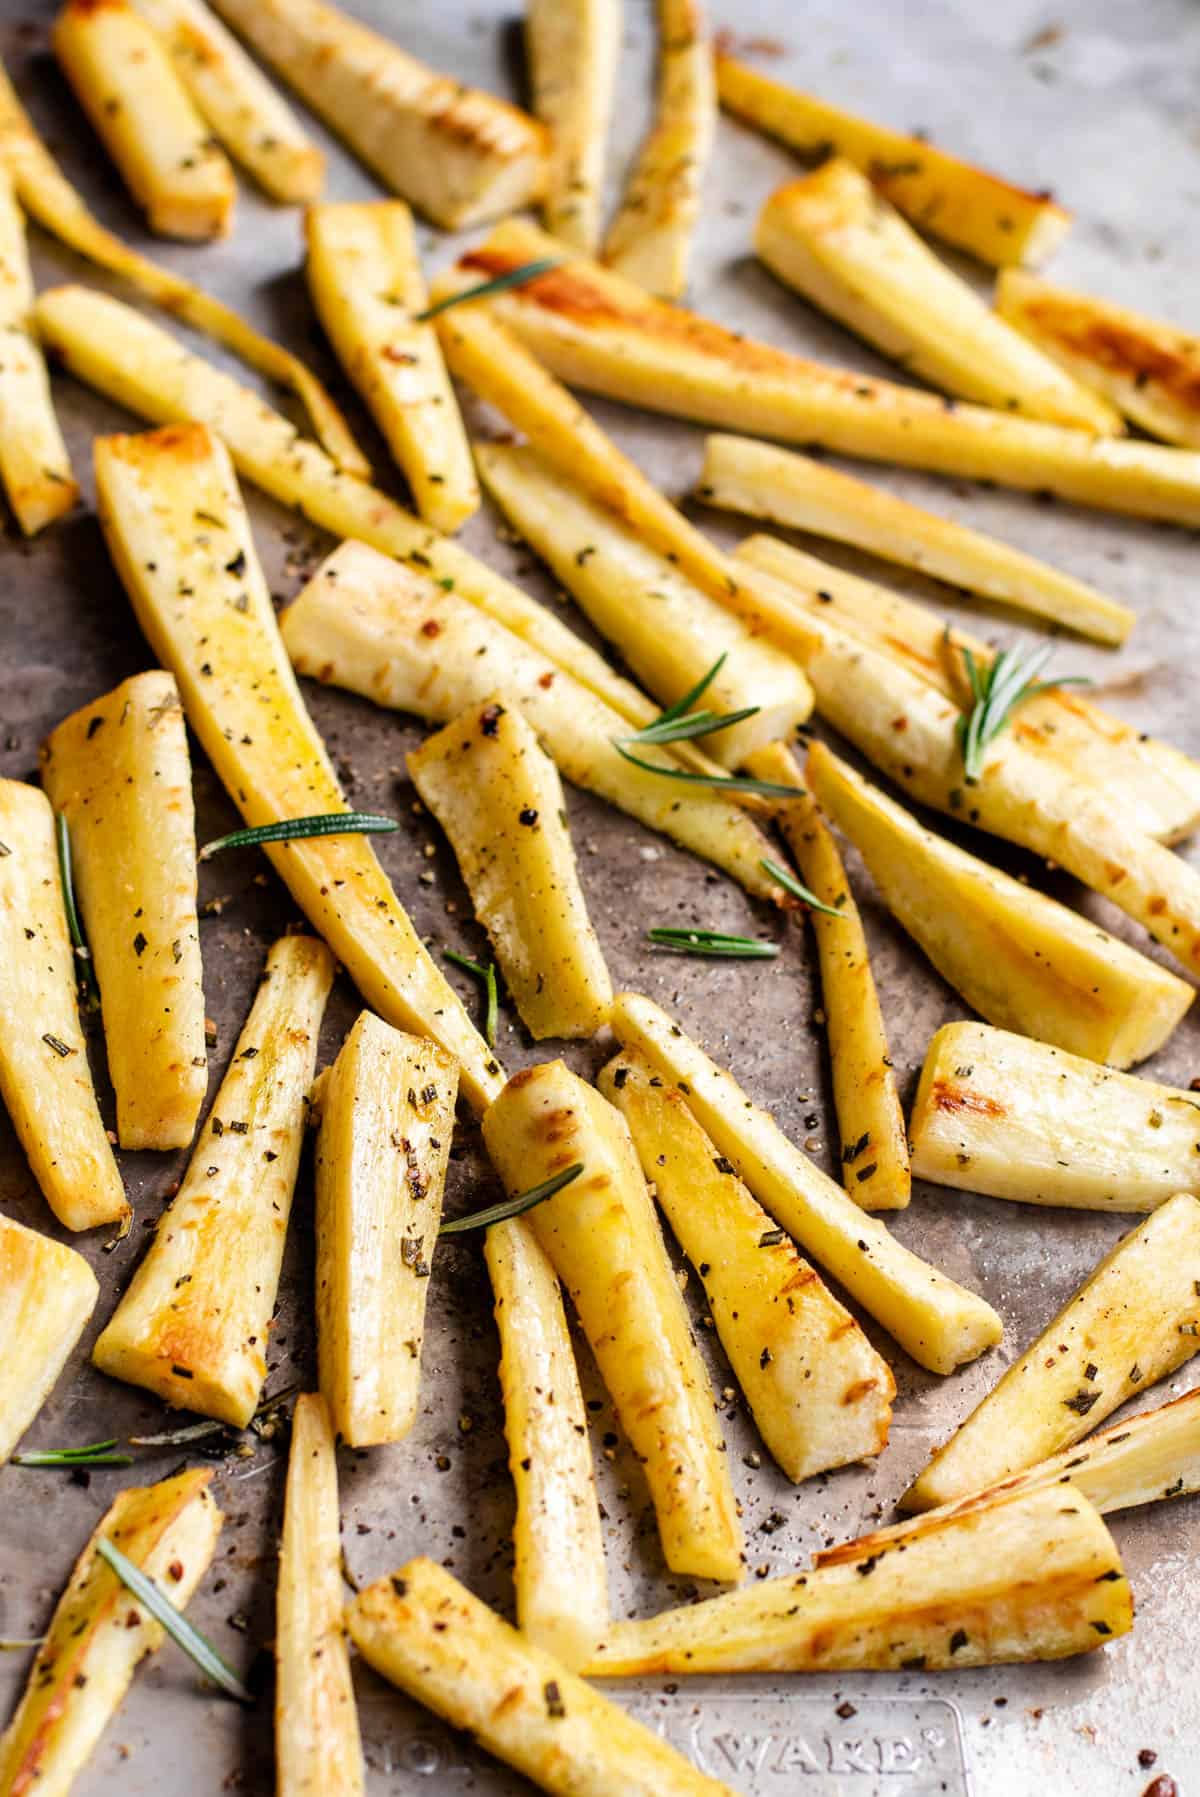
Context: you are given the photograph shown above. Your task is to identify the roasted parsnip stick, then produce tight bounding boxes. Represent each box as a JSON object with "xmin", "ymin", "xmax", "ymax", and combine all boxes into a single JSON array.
[
  {"xmin": 526, "ymin": 0, "xmax": 619, "ymax": 252},
  {"xmin": 599, "ymin": 1047, "xmax": 894, "ymax": 1479},
  {"xmin": 745, "ymin": 742, "xmax": 910, "ymax": 1211},
  {"xmin": 807, "ymin": 742, "xmax": 1192, "ymax": 1069},
  {"xmin": 346, "ymin": 1558, "xmax": 737, "ymax": 1796},
  {"xmin": 42, "ymin": 672, "xmax": 206, "ymax": 1152},
  {"xmin": 905, "ymin": 1193, "xmax": 1200, "ymax": 1511},
  {"xmin": 0, "ymin": 780, "xmax": 128, "ymax": 1232},
  {"xmin": 483, "ymin": 1060, "xmax": 744, "ymax": 1582},
  {"xmin": 408, "ymin": 700, "xmax": 612, "ymax": 1040},
  {"xmin": 92, "ymin": 423, "xmax": 503, "ymax": 1112},
  {"xmin": 0, "ymin": 1214, "xmax": 98, "ymax": 1466},
  {"xmin": 276, "ymin": 1394, "xmax": 364, "ymax": 1797},
  {"xmin": 911, "ymin": 1021, "xmax": 1200, "ymax": 1210},
  {"xmin": 0, "ymin": 1470, "xmax": 222, "ymax": 1795},
  {"xmin": 607, "ymin": 993, "xmax": 1002, "ymax": 1374},
  {"xmin": 0, "ymin": 165, "xmax": 76, "ymax": 534},
  {"xmin": 93, "ymin": 935, "xmax": 334, "ymax": 1424},
  {"xmin": 209, "ymin": 0, "xmax": 547, "ymax": 228},
  {"xmin": 484, "ymin": 1217, "xmax": 608, "ymax": 1670},
  {"xmin": 314, "ymin": 1013, "xmax": 457, "ymax": 1447},
  {"xmin": 714, "ymin": 52, "xmax": 1071, "ymax": 268},
  {"xmin": 305, "ymin": 201, "xmax": 478, "ymax": 534}
]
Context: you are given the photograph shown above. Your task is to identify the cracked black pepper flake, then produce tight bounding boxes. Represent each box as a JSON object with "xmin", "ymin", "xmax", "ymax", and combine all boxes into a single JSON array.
[
  {"xmin": 713, "ymin": 1155, "xmax": 735, "ymax": 1175},
  {"xmin": 612, "ymin": 1066, "xmax": 629, "ymax": 1089},
  {"xmin": 518, "ymin": 807, "xmax": 539, "ymax": 826},
  {"xmin": 544, "ymin": 1680, "xmax": 566, "ymax": 1718},
  {"xmin": 390, "ymin": 1576, "xmax": 407, "ymax": 1597}
]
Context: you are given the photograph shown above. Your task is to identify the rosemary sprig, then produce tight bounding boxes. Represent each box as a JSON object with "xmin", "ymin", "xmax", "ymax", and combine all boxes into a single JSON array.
[
  {"xmin": 55, "ymin": 812, "xmax": 99, "ymax": 1010},
  {"xmin": 647, "ymin": 927, "xmax": 780, "ymax": 959},
  {"xmin": 444, "ymin": 949, "xmax": 499, "ymax": 1047},
  {"xmin": 128, "ymin": 1382, "xmax": 298, "ymax": 1449},
  {"xmin": 623, "ymin": 654, "xmax": 761, "ymax": 748},
  {"xmin": 439, "ymin": 1163, "xmax": 584, "ymax": 1236},
  {"xmin": 96, "ymin": 1538, "xmax": 253, "ymax": 1704},
  {"xmin": 414, "ymin": 259, "xmax": 559, "ymax": 323},
  {"xmin": 612, "ymin": 743, "xmax": 800, "ymax": 798},
  {"xmin": 761, "ymin": 856, "xmax": 847, "ymax": 919},
  {"xmin": 12, "ymin": 1438, "xmax": 133, "ymax": 1469},
  {"xmin": 0, "ymin": 1638, "xmax": 45, "ymax": 1651},
  {"xmin": 955, "ymin": 641, "xmax": 1091, "ymax": 784},
  {"xmin": 198, "ymin": 812, "xmax": 399, "ymax": 861}
]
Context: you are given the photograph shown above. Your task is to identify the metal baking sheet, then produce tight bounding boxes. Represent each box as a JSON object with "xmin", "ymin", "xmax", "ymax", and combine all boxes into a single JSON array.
[{"xmin": 1, "ymin": 0, "xmax": 1198, "ymax": 1792}]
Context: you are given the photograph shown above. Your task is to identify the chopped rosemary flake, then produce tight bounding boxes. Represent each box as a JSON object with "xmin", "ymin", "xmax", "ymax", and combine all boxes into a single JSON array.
[
  {"xmin": 440, "ymin": 1163, "xmax": 584, "ymax": 1236},
  {"xmin": 761, "ymin": 857, "xmax": 846, "ymax": 918},
  {"xmin": 444, "ymin": 949, "xmax": 499, "ymax": 1047},
  {"xmin": 647, "ymin": 927, "xmax": 780, "ymax": 959},
  {"xmin": 12, "ymin": 1438, "xmax": 133, "ymax": 1468},
  {"xmin": 198, "ymin": 812, "xmax": 399, "ymax": 860},
  {"xmin": 96, "ymin": 1538, "xmax": 253, "ymax": 1704},
  {"xmin": 414, "ymin": 259, "xmax": 559, "ymax": 323},
  {"xmin": 955, "ymin": 640, "xmax": 1090, "ymax": 784},
  {"xmin": 55, "ymin": 812, "xmax": 99, "ymax": 1010}
]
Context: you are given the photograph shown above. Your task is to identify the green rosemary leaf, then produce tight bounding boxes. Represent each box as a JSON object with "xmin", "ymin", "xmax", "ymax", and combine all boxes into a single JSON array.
[
  {"xmin": 646, "ymin": 654, "xmax": 728, "ymax": 729},
  {"xmin": 97, "ymin": 1538, "xmax": 253, "ymax": 1703},
  {"xmin": 128, "ymin": 1382, "xmax": 297, "ymax": 1449},
  {"xmin": 55, "ymin": 812, "xmax": 100, "ymax": 1010},
  {"xmin": 444, "ymin": 949, "xmax": 499, "ymax": 1047},
  {"xmin": 0, "ymin": 1639, "xmax": 45, "ymax": 1651},
  {"xmin": 439, "ymin": 1163, "xmax": 584, "ymax": 1236},
  {"xmin": 414, "ymin": 259, "xmax": 559, "ymax": 323},
  {"xmin": 198, "ymin": 812, "xmax": 399, "ymax": 861},
  {"xmin": 761, "ymin": 856, "xmax": 847, "ymax": 919},
  {"xmin": 12, "ymin": 1438, "xmax": 133, "ymax": 1468},
  {"xmin": 629, "ymin": 705, "xmax": 762, "ymax": 747},
  {"xmin": 612, "ymin": 742, "xmax": 800, "ymax": 797},
  {"xmin": 955, "ymin": 642, "xmax": 1091, "ymax": 784},
  {"xmin": 647, "ymin": 927, "xmax": 780, "ymax": 959}
]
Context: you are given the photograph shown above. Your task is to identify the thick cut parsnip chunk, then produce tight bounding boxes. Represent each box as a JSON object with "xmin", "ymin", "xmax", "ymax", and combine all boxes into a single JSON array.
[
  {"xmin": 0, "ymin": 1214, "xmax": 97, "ymax": 1465},
  {"xmin": 0, "ymin": 165, "xmax": 76, "ymax": 535},
  {"xmin": 42, "ymin": 671, "xmax": 206, "ymax": 1152},
  {"xmin": 599, "ymin": 1047, "xmax": 893, "ymax": 1480},
  {"xmin": 998, "ymin": 268, "xmax": 1200, "ymax": 449},
  {"xmin": 746, "ymin": 742, "xmax": 910, "ymax": 1212},
  {"xmin": 452, "ymin": 218, "xmax": 1200, "ymax": 525},
  {"xmin": 807, "ymin": 743, "xmax": 1191, "ymax": 1069},
  {"xmin": 911, "ymin": 1021, "xmax": 1200, "ymax": 1211},
  {"xmin": 602, "ymin": 0, "xmax": 714, "ymax": 298},
  {"xmin": 526, "ymin": 0, "xmax": 619, "ymax": 252},
  {"xmin": 714, "ymin": 52, "xmax": 1071, "ymax": 268},
  {"xmin": 314, "ymin": 1013, "xmax": 457, "ymax": 1447},
  {"xmin": 91, "ymin": 423, "xmax": 502, "ymax": 1113},
  {"xmin": 276, "ymin": 1394, "xmax": 364, "ymax": 1797},
  {"xmin": 346, "ymin": 1558, "xmax": 736, "ymax": 1796},
  {"xmin": 53, "ymin": 0, "xmax": 236, "ymax": 240},
  {"xmin": 280, "ymin": 541, "xmax": 784, "ymax": 903},
  {"xmin": 608, "ymin": 992, "xmax": 1001, "ymax": 1374},
  {"xmin": 129, "ymin": 0, "xmax": 323, "ymax": 202},
  {"xmin": 0, "ymin": 1470, "xmax": 222, "ymax": 1797},
  {"xmin": 589, "ymin": 1484, "xmax": 1128, "ymax": 1675},
  {"xmin": 476, "ymin": 444, "xmax": 813, "ymax": 767},
  {"xmin": 408, "ymin": 700, "xmax": 611, "ymax": 1040},
  {"xmin": 0, "ymin": 780, "xmax": 128, "ymax": 1232},
  {"xmin": 756, "ymin": 167, "xmax": 1117, "ymax": 432},
  {"xmin": 93, "ymin": 935, "xmax": 333, "ymax": 1424},
  {"xmin": 209, "ymin": 0, "xmax": 546, "ymax": 228},
  {"xmin": 484, "ymin": 1217, "xmax": 608, "ymax": 1670},
  {"xmin": 483, "ymin": 1061, "xmax": 744, "ymax": 1582},
  {"xmin": 905, "ymin": 1193, "xmax": 1200, "ymax": 1511},
  {"xmin": 305, "ymin": 201, "xmax": 478, "ymax": 534}
]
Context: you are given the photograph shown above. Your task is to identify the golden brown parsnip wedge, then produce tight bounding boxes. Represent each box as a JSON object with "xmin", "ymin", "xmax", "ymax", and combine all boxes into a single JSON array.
[
  {"xmin": 457, "ymin": 218, "xmax": 1200, "ymax": 524},
  {"xmin": 0, "ymin": 1469, "xmax": 222, "ymax": 1796},
  {"xmin": 0, "ymin": 166, "xmax": 76, "ymax": 535},
  {"xmin": 607, "ymin": 993, "xmax": 1001, "ymax": 1374},
  {"xmin": 276, "ymin": 1394, "xmax": 365, "ymax": 1797},
  {"xmin": 42, "ymin": 672, "xmax": 206, "ymax": 1152},
  {"xmin": 209, "ymin": 0, "xmax": 546, "ymax": 228},
  {"xmin": 527, "ymin": 0, "xmax": 619, "ymax": 252},
  {"xmin": 129, "ymin": 0, "xmax": 323, "ymax": 202},
  {"xmin": 736, "ymin": 530, "xmax": 1200, "ymax": 845},
  {"xmin": 714, "ymin": 52, "xmax": 1071, "ymax": 268},
  {"xmin": 911, "ymin": 1021, "xmax": 1200, "ymax": 1211},
  {"xmin": 756, "ymin": 166, "xmax": 1117, "ymax": 432},
  {"xmin": 0, "ymin": 1214, "xmax": 97, "ymax": 1466},
  {"xmin": 305, "ymin": 201, "xmax": 478, "ymax": 534},
  {"xmin": 53, "ymin": 0, "xmax": 236, "ymax": 241},
  {"xmin": 408, "ymin": 700, "xmax": 611, "ymax": 1040},
  {"xmin": 745, "ymin": 743, "xmax": 909, "ymax": 1211},
  {"xmin": 599, "ymin": 1047, "xmax": 894, "ymax": 1480},
  {"xmin": 314, "ymin": 1013, "xmax": 457, "ymax": 1447},
  {"xmin": 588, "ymin": 1483, "xmax": 1128, "ymax": 1675},
  {"xmin": 91, "ymin": 423, "xmax": 503, "ymax": 1113},
  {"xmin": 346, "ymin": 1558, "xmax": 736, "ymax": 1796},
  {"xmin": 905, "ymin": 1193, "xmax": 1200, "ymax": 1511},
  {"xmin": 483, "ymin": 1060, "xmax": 744, "ymax": 1582},
  {"xmin": 806, "ymin": 743, "xmax": 1192, "ymax": 1069},
  {"xmin": 0, "ymin": 780, "xmax": 127, "ymax": 1233},
  {"xmin": 998, "ymin": 268, "xmax": 1200, "ymax": 449},
  {"xmin": 602, "ymin": 0, "xmax": 714, "ymax": 298},
  {"xmin": 93, "ymin": 935, "xmax": 333, "ymax": 1424},
  {"xmin": 280, "ymin": 540, "xmax": 784, "ymax": 903},
  {"xmin": 700, "ymin": 438, "xmax": 1133, "ymax": 645},
  {"xmin": 484, "ymin": 1217, "xmax": 608, "ymax": 1670},
  {"xmin": 476, "ymin": 442, "xmax": 813, "ymax": 767}
]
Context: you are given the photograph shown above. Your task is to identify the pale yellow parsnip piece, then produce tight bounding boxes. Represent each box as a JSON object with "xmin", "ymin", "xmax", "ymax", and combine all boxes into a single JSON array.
[
  {"xmin": 0, "ymin": 1214, "xmax": 98, "ymax": 1466},
  {"xmin": 0, "ymin": 164, "xmax": 76, "ymax": 534}
]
